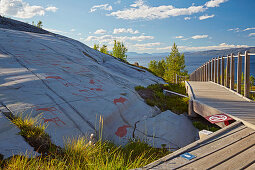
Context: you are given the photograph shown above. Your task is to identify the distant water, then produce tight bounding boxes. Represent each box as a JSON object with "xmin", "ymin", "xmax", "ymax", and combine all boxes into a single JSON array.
[{"xmin": 127, "ymin": 55, "xmax": 255, "ymax": 77}]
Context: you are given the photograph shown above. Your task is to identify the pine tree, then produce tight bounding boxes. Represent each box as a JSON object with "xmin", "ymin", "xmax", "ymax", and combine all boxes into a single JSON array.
[
  {"xmin": 100, "ymin": 45, "xmax": 108, "ymax": 54},
  {"xmin": 93, "ymin": 44, "xmax": 99, "ymax": 51},
  {"xmin": 112, "ymin": 40, "xmax": 127, "ymax": 61},
  {"xmin": 164, "ymin": 43, "xmax": 187, "ymax": 82}
]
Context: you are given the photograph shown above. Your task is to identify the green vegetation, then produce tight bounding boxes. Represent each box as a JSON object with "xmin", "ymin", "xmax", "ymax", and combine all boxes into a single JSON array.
[
  {"xmin": 112, "ymin": 40, "xmax": 128, "ymax": 61},
  {"xmin": 9, "ymin": 113, "xmax": 59, "ymax": 154},
  {"xmin": 93, "ymin": 40, "xmax": 128, "ymax": 62},
  {"xmin": 192, "ymin": 121, "xmax": 220, "ymax": 132},
  {"xmin": 1, "ymin": 114, "xmax": 169, "ymax": 169},
  {"xmin": 148, "ymin": 43, "xmax": 188, "ymax": 83},
  {"xmin": 32, "ymin": 21, "xmax": 43, "ymax": 28},
  {"xmin": 135, "ymin": 83, "xmax": 189, "ymax": 114}
]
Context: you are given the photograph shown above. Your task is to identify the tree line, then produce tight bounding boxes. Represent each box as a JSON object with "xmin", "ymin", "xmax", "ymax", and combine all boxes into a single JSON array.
[
  {"xmin": 93, "ymin": 40, "xmax": 127, "ymax": 62},
  {"xmin": 148, "ymin": 43, "xmax": 188, "ymax": 83}
]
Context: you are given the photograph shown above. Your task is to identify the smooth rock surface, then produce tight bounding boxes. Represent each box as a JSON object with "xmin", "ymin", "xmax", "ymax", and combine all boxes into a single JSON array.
[{"xmin": 0, "ymin": 112, "xmax": 37, "ymax": 158}]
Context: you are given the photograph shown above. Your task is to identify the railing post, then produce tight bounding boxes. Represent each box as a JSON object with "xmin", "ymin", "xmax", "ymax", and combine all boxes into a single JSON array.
[
  {"xmin": 204, "ymin": 64, "xmax": 206, "ymax": 81},
  {"xmin": 209, "ymin": 60, "xmax": 211, "ymax": 81},
  {"xmin": 244, "ymin": 51, "xmax": 250, "ymax": 98},
  {"xmin": 212, "ymin": 58, "xmax": 215, "ymax": 82},
  {"xmin": 217, "ymin": 57, "xmax": 221, "ymax": 84},
  {"xmin": 230, "ymin": 53, "xmax": 235, "ymax": 90},
  {"xmin": 226, "ymin": 55, "xmax": 230, "ymax": 88},
  {"xmin": 221, "ymin": 56, "xmax": 225, "ymax": 86},
  {"xmin": 176, "ymin": 74, "xmax": 178, "ymax": 84},
  {"xmin": 214, "ymin": 58, "xmax": 218, "ymax": 83},
  {"xmin": 206, "ymin": 62, "xmax": 209, "ymax": 81}
]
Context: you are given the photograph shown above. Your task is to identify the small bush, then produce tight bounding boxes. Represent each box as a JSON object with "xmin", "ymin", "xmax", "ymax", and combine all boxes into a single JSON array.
[{"xmin": 136, "ymin": 83, "xmax": 188, "ymax": 114}]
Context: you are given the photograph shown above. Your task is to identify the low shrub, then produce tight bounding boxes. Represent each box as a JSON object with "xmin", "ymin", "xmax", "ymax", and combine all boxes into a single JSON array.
[{"xmin": 135, "ymin": 83, "xmax": 188, "ymax": 114}]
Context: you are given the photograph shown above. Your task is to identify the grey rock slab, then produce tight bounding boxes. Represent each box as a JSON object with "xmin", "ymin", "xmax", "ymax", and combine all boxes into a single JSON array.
[{"xmin": 0, "ymin": 112, "xmax": 37, "ymax": 158}]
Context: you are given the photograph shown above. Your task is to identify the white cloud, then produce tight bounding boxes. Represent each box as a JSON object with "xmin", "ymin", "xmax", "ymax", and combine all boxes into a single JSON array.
[
  {"xmin": 94, "ymin": 29, "xmax": 107, "ymax": 34},
  {"xmin": 113, "ymin": 28, "xmax": 139, "ymax": 34},
  {"xmin": 228, "ymin": 28, "xmax": 240, "ymax": 32},
  {"xmin": 157, "ymin": 43, "xmax": 249, "ymax": 52},
  {"xmin": 90, "ymin": 4, "xmax": 112, "ymax": 12},
  {"xmin": 199, "ymin": 14, "xmax": 215, "ymax": 20},
  {"xmin": 45, "ymin": 28, "xmax": 68, "ymax": 34},
  {"xmin": 77, "ymin": 33, "xmax": 82, "ymax": 36},
  {"xmin": 249, "ymin": 33, "xmax": 255, "ymax": 37},
  {"xmin": 133, "ymin": 42, "xmax": 161, "ymax": 48},
  {"xmin": 45, "ymin": 6, "xmax": 58, "ymax": 12},
  {"xmin": 205, "ymin": 0, "xmax": 228, "ymax": 8},
  {"xmin": 108, "ymin": 0, "xmax": 206, "ymax": 20},
  {"xmin": 175, "ymin": 36, "xmax": 184, "ymax": 39},
  {"xmin": 70, "ymin": 28, "xmax": 75, "ymax": 32},
  {"xmin": 191, "ymin": 35, "xmax": 208, "ymax": 39},
  {"xmin": 184, "ymin": 17, "xmax": 191, "ymax": 20},
  {"xmin": 0, "ymin": 0, "xmax": 57, "ymax": 19},
  {"xmin": 85, "ymin": 34, "xmax": 154, "ymax": 43},
  {"xmin": 243, "ymin": 27, "xmax": 255, "ymax": 31},
  {"xmin": 115, "ymin": 0, "xmax": 121, "ymax": 4}
]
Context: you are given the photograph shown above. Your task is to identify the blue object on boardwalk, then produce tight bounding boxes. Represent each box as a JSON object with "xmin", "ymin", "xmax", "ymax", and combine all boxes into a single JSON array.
[{"xmin": 180, "ymin": 152, "xmax": 196, "ymax": 160}]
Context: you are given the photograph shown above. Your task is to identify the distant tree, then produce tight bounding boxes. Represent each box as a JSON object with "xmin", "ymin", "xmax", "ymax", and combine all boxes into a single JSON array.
[
  {"xmin": 112, "ymin": 40, "xmax": 127, "ymax": 61},
  {"xmin": 164, "ymin": 43, "xmax": 187, "ymax": 82},
  {"xmin": 37, "ymin": 21, "xmax": 43, "ymax": 28},
  {"xmin": 148, "ymin": 59, "xmax": 165, "ymax": 78},
  {"xmin": 93, "ymin": 44, "xmax": 99, "ymax": 51},
  {"xmin": 250, "ymin": 75, "xmax": 255, "ymax": 89},
  {"xmin": 100, "ymin": 45, "xmax": 108, "ymax": 54}
]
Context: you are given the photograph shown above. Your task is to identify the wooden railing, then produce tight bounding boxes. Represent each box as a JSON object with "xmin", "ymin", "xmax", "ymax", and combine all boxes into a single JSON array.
[{"xmin": 189, "ymin": 51, "xmax": 255, "ymax": 98}]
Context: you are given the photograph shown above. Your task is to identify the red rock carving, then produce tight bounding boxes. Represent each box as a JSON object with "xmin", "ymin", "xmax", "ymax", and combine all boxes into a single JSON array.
[
  {"xmin": 113, "ymin": 97, "xmax": 127, "ymax": 105},
  {"xmin": 43, "ymin": 117, "xmax": 66, "ymax": 126},
  {"xmin": 89, "ymin": 79, "xmax": 95, "ymax": 84},
  {"xmin": 46, "ymin": 76, "xmax": 63, "ymax": 80},
  {"xmin": 36, "ymin": 107, "xmax": 57, "ymax": 112},
  {"xmin": 115, "ymin": 125, "xmax": 130, "ymax": 137}
]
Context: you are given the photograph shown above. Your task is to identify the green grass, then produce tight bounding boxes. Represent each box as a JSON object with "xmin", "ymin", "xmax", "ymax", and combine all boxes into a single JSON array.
[
  {"xmin": 135, "ymin": 83, "xmax": 189, "ymax": 114},
  {"xmin": 192, "ymin": 121, "xmax": 220, "ymax": 132},
  {"xmin": 1, "ymin": 114, "xmax": 169, "ymax": 169}
]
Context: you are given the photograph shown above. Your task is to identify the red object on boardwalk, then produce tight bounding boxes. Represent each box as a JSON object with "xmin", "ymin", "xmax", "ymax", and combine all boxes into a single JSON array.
[
  {"xmin": 115, "ymin": 125, "xmax": 130, "ymax": 137},
  {"xmin": 205, "ymin": 114, "xmax": 233, "ymax": 124},
  {"xmin": 113, "ymin": 97, "xmax": 127, "ymax": 105}
]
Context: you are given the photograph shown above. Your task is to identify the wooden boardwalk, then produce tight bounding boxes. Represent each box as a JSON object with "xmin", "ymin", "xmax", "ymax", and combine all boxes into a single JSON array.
[
  {"xmin": 187, "ymin": 81, "xmax": 255, "ymax": 128},
  {"xmin": 143, "ymin": 122, "xmax": 255, "ymax": 169}
]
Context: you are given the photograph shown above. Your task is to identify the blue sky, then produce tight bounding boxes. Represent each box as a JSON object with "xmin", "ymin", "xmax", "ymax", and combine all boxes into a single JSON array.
[{"xmin": 0, "ymin": 0, "xmax": 255, "ymax": 53}]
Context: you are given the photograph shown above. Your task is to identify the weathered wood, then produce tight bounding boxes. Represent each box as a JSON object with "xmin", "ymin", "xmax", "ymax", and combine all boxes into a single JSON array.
[
  {"xmin": 214, "ymin": 58, "xmax": 218, "ymax": 83},
  {"xmin": 212, "ymin": 58, "xmax": 215, "ymax": 82},
  {"xmin": 244, "ymin": 51, "xmax": 250, "ymax": 98},
  {"xmin": 221, "ymin": 56, "xmax": 225, "ymax": 86},
  {"xmin": 226, "ymin": 56, "xmax": 230, "ymax": 88},
  {"xmin": 237, "ymin": 52, "xmax": 242, "ymax": 94},
  {"xmin": 188, "ymin": 81, "xmax": 255, "ymax": 126},
  {"xmin": 230, "ymin": 53, "xmax": 235, "ymax": 90},
  {"xmin": 183, "ymin": 133, "xmax": 255, "ymax": 169},
  {"xmin": 209, "ymin": 60, "xmax": 211, "ymax": 81},
  {"xmin": 217, "ymin": 57, "xmax": 221, "ymax": 84}
]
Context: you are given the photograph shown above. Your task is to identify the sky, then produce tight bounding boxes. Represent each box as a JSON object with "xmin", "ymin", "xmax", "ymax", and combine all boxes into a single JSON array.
[{"xmin": 0, "ymin": 0, "xmax": 255, "ymax": 53}]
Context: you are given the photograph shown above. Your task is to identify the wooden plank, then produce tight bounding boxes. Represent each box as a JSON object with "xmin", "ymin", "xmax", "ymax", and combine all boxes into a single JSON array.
[
  {"xmin": 226, "ymin": 56, "xmax": 230, "ymax": 88},
  {"xmin": 211, "ymin": 145, "xmax": 255, "ymax": 170},
  {"xmin": 221, "ymin": 56, "xmax": 225, "ymax": 86},
  {"xmin": 215, "ymin": 58, "xmax": 217, "ymax": 83},
  {"xmin": 143, "ymin": 122, "xmax": 243, "ymax": 169},
  {"xmin": 244, "ymin": 51, "xmax": 250, "ymax": 97},
  {"xmin": 217, "ymin": 57, "xmax": 220, "ymax": 84},
  {"xmin": 230, "ymin": 53, "xmax": 235, "ymax": 90},
  {"xmin": 237, "ymin": 52, "xmax": 242, "ymax": 94},
  {"xmin": 181, "ymin": 133, "xmax": 255, "ymax": 169},
  {"xmin": 155, "ymin": 124, "xmax": 249, "ymax": 169}
]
